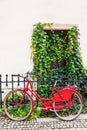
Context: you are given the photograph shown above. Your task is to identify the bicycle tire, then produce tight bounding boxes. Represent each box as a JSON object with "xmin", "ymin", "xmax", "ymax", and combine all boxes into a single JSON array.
[
  {"xmin": 4, "ymin": 89, "xmax": 33, "ymax": 121},
  {"xmin": 53, "ymin": 92, "xmax": 83, "ymax": 121}
]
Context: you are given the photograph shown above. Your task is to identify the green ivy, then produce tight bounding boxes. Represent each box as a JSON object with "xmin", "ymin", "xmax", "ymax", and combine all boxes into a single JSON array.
[{"xmin": 31, "ymin": 22, "xmax": 86, "ymax": 97}]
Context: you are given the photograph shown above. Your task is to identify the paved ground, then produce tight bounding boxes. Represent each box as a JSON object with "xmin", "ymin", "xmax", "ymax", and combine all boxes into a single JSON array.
[{"xmin": 0, "ymin": 113, "xmax": 87, "ymax": 130}]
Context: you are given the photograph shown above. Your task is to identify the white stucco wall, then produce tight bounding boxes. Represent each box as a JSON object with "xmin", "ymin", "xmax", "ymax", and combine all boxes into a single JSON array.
[{"xmin": 0, "ymin": 0, "xmax": 87, "ymax": 75}]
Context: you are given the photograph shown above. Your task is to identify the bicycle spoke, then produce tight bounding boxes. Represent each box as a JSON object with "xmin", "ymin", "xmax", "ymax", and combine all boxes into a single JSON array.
[
  {"xmin": 4, "ymin": 89, "xmax": 33, "ymax": 121},
  {"xmin": 53, "ymin": 92, "xmax": 82, "ymax": 121}
]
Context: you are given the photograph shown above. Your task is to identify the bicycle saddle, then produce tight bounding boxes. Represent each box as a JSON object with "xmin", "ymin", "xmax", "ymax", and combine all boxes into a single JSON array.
[
  {"xmin": 53, "ymin": 75, "xmax": 61, "ymax": 80},
  {"xmin": 53, "ymin": 75, "xmax": 67, "ymax": 81}
]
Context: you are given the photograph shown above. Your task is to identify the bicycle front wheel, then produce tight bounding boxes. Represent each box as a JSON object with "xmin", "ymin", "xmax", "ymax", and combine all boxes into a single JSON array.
[
  {"xmin": 4, "ymin": 89, "xmax": 33, "ymax": 121},
  {"xmin": 53, "ymin": 92, "xmax": 83, "ymax": 121}
]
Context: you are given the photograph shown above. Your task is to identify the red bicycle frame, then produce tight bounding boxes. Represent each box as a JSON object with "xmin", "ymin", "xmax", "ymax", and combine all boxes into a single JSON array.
[{"xmin": 18, "ymin": 78, "xmax": 82, "ymax": 113}]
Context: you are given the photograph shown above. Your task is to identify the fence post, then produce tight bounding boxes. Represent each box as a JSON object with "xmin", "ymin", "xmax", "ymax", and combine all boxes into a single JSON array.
[
  {"xmin": 12, "ymin": 75, "xmax": 13, "ymax": 91},
  {"xmin": 0, "ymin": 74, "xmax": 2, "ymax": 108}
]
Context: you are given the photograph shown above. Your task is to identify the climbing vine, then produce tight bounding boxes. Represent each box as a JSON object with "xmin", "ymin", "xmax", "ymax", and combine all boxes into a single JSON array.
[{"xmin": 31, "ymin": 22, "xmax": 86, "ymax": 97}]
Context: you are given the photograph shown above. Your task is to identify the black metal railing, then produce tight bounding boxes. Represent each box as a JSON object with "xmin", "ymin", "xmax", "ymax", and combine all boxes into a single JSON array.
[
  {"xmin": 0, "ymin": 74, "xmax": 87, "ymax": 108},
  {"xmin": 0, "ymin": 74, "xmax": 38, "ymax": 108}
]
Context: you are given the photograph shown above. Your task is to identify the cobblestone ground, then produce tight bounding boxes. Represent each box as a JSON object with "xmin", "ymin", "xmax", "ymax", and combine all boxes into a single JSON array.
[{"xmin": 0, "ymin": 113, "xmax": 87, "ymax": 130}]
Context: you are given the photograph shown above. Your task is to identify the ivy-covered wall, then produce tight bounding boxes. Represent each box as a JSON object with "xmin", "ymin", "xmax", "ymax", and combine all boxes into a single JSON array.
[{"xmin": 31, "ymin": 22, "xmax": 86, "ymax": 97}]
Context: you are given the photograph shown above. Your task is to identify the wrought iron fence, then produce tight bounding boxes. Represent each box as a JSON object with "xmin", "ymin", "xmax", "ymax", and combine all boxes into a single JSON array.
[
  {"xmin": 0, "ymin": 74, "xmax": 38, "ymax": 108},
  {"xmin": 0, "ymin": 74, "xmax": 87, "ymax": 108}
]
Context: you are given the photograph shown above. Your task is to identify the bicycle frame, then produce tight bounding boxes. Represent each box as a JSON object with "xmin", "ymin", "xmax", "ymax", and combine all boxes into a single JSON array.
[
  {"xmin": 18, "ymin": 79, "xmax": 56, "ymax": 104},
  {"xmin": 18, "ymin": 79, "xmax": 81, "ymax": 113}
]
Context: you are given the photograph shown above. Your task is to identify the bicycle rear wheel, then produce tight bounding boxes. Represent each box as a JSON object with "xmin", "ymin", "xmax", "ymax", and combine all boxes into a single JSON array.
[
  {"xmin": 53, "ymin": 92, "xmax": 83, "ymax": 121},
  {"xmin": 4, "ymin": 89, "xmax": 33, "ymax": 121}
]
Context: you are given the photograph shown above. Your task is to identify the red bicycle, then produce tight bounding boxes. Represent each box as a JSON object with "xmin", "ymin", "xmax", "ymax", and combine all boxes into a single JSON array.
[{"xmin": 4, "ymin": 72, "xmax": 83, "ymax": 121}]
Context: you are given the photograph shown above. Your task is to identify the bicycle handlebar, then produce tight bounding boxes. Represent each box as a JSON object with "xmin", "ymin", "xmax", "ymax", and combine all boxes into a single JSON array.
[{"xmin": 19, "ymin": 71, "xmax": 39, "ymax": 80}]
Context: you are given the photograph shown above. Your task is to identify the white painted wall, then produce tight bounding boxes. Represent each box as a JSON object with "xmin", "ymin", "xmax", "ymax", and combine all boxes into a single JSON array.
[{"xmin": 0, "ymin": 0, "xmax": 87, "ymax": 75}]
